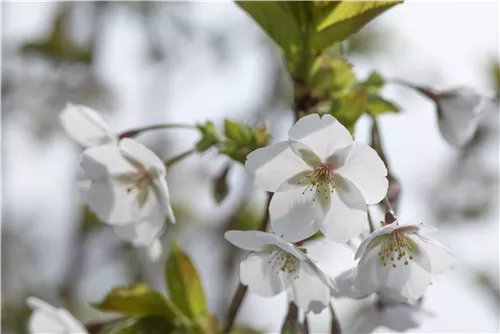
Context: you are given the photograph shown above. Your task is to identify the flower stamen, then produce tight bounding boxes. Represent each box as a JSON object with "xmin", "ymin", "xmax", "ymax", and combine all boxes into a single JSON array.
[
  {"xmin": 301, "ymin": 162, "xmax": 336, "ymax": 201},
  {"xmin": 379, "ymin": 230, "xmax": 415, "ymax": 268}
]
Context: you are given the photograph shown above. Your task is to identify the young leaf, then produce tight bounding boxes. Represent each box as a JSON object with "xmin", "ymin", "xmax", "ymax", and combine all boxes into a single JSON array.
[
  {"xmin": 93, "ymin": 283, "xmax": 183, "ymax": 323},
  {"xmin": 365, "ymin": 93, "xmax": 400, "ymax": 116},
  {"xmin": 236, "ymin": 1, "xmax": 301, "ymax": 54},
  {"xmin": 165, "ymin": 244, "xmax": 207, "ymax": 319},
  {"xmin": 311, "ymin": 1, "xmax": 402, "ymax": 51},
  {"xmin": 195, "ymin": 121, "xmax": 222, "ymax": 152},
  {"xmin": 357, "ymin": 71, "xmax": 385, "ymax": 92},
  {"xmin": 328, "ymin": 90, "xmax": 368, "ymax": 132}
]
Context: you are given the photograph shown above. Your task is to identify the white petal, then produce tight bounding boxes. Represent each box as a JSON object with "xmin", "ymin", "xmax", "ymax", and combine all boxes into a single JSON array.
[
  {"xmin": 225, "ymin": 230, "xmax": 280, "ymax": 251},
  {"xmin": 288, "ymin": 114, "xmax": 353, "ymax": 161},
  {"xmin": 409, "ymin": 235, "xmax": 454, "ymax": 274},
  {"xmin": 437, "ymin": 88, "xmax": 490, "ymax": 147},
  {"xmin": 334, "ymin": 142, "xmax": 388, "ymax": 204},
  {"xmin": 87, "ymin": 180, "xmax": 157, "ymax": 225},
  {"xmin": 287, "ymin": 261, "xmax": 331, "ymax": 314},
  {"xmin": 354, "ymin": 235, "xmax": 385, "ymax": 262},
  {"xmin": 60, "ymin": 103, "xmax": 116, "ymax": 147},
  {"xmin": 76, "ymin": 180, "xmax": 90, "ymax": 204},
  {"xmin": 333, "ymin": 268, "xmax": 368, "ymax": 299},
  {"xmin": 376, "ymin": 258, "xmax": 432, "ymax": 302},
  {"xmin": 113, "ymin": 217, "xmax": 164, "ymax": 247},
  {"xmin": 152, "ymin": 176, "xmax": 176, "ymax": 224},
  {"xmin": 27, "ymin": 297, "xmax": 87, "ymax": 334},
  {"xmin": 245, "ymin": 141, "xmax": 309, "ymax": 192},
  {"xmin": 321, "ymin": 175, "xmax": 367, "ymax": 243},
  {"xmin": 325, "ymin": 144, "xmax": 353, "ymax": 169},
  {"xmin": 119, "ymin": 138, "xmax": 165, "ymax": 171},
  {"xmin": 225, "ymin": 230, "xmax": 306, "ymax": 260},
  {"xmin": 379, "ymin": 304, "xmax": 424, "ymax": 332},
  {"xmin": 353, "ymin": 247, "xmax": 382, "ymax": 297},
  {"xmin": 269, "ymin": 185, "xmax": 328, "ymax": 243},
  {"xmin": 288, "ymin": 140, "xmax": 322, "ymax": 167},
  {"xmin": 146, "ymin": 239, "xmax": 163, "ymax": 261},
  {"xmin": 239, "ymin": 251, "xmax": 287, "ymax": 297},
  {"xmin": 354, "ymin": 223, "xmax": 398, "ymax": 260},
  {"xmin": 80, "ymin": 145, "xmax": 136, "ymax": 180},
  {"xmin": 305, "ymin": 254, "xmax": 338, "ymax": 292}
]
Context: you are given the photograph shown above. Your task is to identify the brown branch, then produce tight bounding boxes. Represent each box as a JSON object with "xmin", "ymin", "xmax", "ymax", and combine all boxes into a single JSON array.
[{"xmin": 223, "ymin": 192, "xmax": 273, "ymax": 334}]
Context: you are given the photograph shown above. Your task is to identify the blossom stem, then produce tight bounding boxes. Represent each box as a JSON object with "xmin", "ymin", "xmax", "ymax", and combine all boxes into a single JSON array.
[
  {"xmin": 367, "ymin": 211, "xmax": 376, "ymax": 233},
  {"xmin": 223, "ymin": 192, "xmax": 273, "ymax": 334},
  {"xmin": 371, "ymin": 117, "xmax": 401, "ymax": 217},
  {"xmin": 118, "ymin": 123, "xmax": 197, "ymax": 139},
  {"xmin": 383, "ymin": 196, "xmax": 397, "ymax": 224},
  {"xmin": 164, "ymin": 149, "xmax": 195, "ymax": 168},
  {"xmin": 329, "ymin": 301, "xmax": 342, "ymax": 334},
  {"xmin": 386, "ymin": 78, "xmax": 438, "ymax": 101}
]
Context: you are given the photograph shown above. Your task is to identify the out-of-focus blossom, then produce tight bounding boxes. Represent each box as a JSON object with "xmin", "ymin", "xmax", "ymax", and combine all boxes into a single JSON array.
[
  {"xmin": 61, "ymin": 104, "xmax": 170, "ymax": 259},
  {"xmin": 352, "ymin": 221, "xmax": 454, "ymax": 302},
  {"xmin": 245, "ymin": 113, "xmax": 387, "ymax": 243},
  {"xmin": 434, "ymin": 87, "xmax": 493, "ymax": 147},
  {"xmin": 60, "ymin": 103, "xmax": 116, "ymax": 147},
  {"xmin": 334, "ymin": 268, "xmax": 431, "ymax": 333},
  {"xmin": 225, "ymin": 230, "xmax": 337, "ymax": 314},
  {"xmin": 27, "ymin": 297, "xmax": 87, "ymax": 334}
]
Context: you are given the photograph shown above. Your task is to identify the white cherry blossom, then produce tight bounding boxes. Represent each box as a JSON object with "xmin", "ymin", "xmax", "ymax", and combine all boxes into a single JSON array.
[
  {"xmin": 79, "ymin": 138, "xmax": 175, "ymax": 258},
  {"xmin": 435, "ymin": 87, "xmax": 492, "ymax": 147},
  {"xmin": 61, "ymin": 104, "xmax": 168, "ymax": 259},
  {"xmin": 352, "ymin": 221, "xmax": 454, "ymax": 302},
  {"xmin": 245, "ymin": 113, "xmax": 388, "ymax": 243},
  {"xmin": 27, "ymin": 297, "xmax": 87, "ymax": 334},
  {"xmin": 60, "ymin": 103, "xmax": 116, "ymax": 147},
  {"xmin": 225, "ymin": 230, "xmax": 337, "ymax": 314},
  {"xmin": 334, "ymin": 268, "xmax": 431, "ymax": 333}
]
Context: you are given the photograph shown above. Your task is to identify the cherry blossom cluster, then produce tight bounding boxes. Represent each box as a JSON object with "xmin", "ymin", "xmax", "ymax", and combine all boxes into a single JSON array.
[
  {"xmin": 225, "ymin": 113, "xmax": 454, "ymax": 314},
  {"xmin": 26, "ymin": 106, "xmax": 460, "ymax": 333}
]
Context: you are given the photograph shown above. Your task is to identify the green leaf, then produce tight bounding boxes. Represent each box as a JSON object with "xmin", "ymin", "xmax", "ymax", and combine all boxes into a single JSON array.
[
  {"xmin": 311, "ymin": 1, "xmax": 402, "ymax": 51},
  {"xmin": 97, "ymin": 317, "xmax": 177, "ymax": 334},
  {"xmin": 365, "ymin": 93, "xmax": 400, "ymax": 116},
  {"xmin": 328, "ymin": 90, "xmax": 368, "ymax": 132},
  {"xmin": 195, "ymin": 121, "xmax": 222, "ymax": 152},
  {"xmin": 310, "ymin": 1, "xmax": 342, "ymax": 28},
  {"xmin": 236, "ymin": 1, "xmax": 301, "ymax": 54},
  {"xmin": 165, "ymin": 244, "xmax": 207, "ymax": 319},
  {"xmin": 357, "ymin": 71, "xmax": 385, "ymax": 92},
  {"xmin": 224, "ymin": 120, "xmax": 248, "ymax": 143},
  {"xmin": 93, "ymin": 283, "xmax": 184, "ymax": 323},
  {"xmin": 309, "ymin": 57, "xmax": 356, "ymax": 98}
]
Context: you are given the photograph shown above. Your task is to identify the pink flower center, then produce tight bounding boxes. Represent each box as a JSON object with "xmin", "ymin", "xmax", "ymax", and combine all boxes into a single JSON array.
[{"xmin": 313, "ymin": 162, "xmax": 335, "ymax": 183}]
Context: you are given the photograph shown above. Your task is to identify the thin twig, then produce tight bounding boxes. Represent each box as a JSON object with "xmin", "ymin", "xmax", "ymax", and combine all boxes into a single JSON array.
[
  {"xmin": 119, "ymin": 123, "xmax": 197, "ymax": 139},
  {"xmin": 164, "ymin": 149, "xmax": 195, "ymax": 168},
  {"xmin": 223, "ymin": 192, "xmax": 273, "ymax": 334}
]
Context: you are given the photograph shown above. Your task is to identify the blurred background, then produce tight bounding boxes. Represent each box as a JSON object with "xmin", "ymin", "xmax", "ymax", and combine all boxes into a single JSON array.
[{"xmin": 2, "ymin": 1, "xmax": 499, "ymax": 333}]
